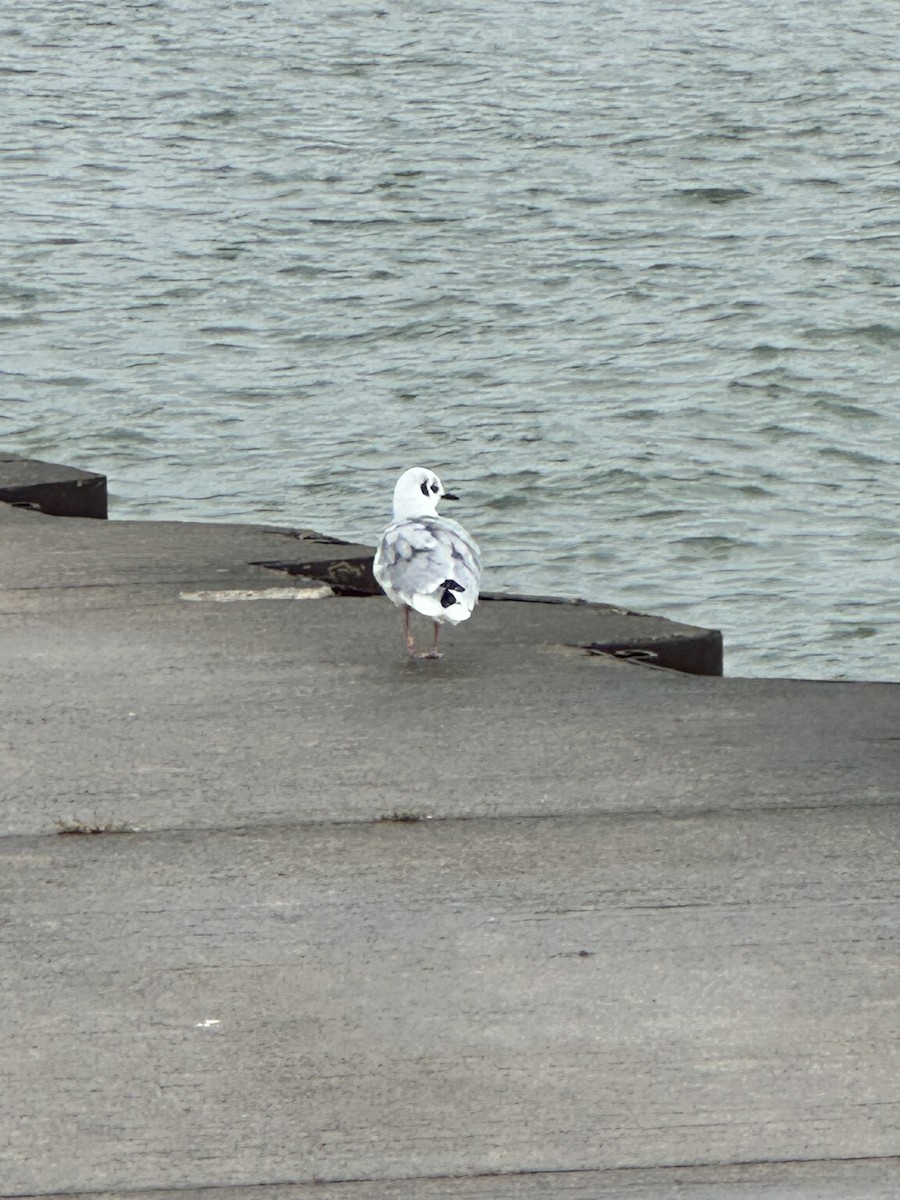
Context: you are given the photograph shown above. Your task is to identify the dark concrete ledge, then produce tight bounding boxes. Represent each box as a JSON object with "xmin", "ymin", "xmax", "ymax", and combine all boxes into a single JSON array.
[
  {"xmin": 481, "ymin": 591, "xmax": 724, "ymax": 676},
  {"xmin": 255, "ymin": 550, "xmax": 723, "ymax": 676},
  {"xmin": 0, "ymin": 451, "xmax": 721, "ymax": 675},
  {"xmin": 0, "ymin": 453, "xmax": 107, "ymax": 519},
  {"xmin": 253, "ymin": 535, "xmax": 379, "ymax": 596}
]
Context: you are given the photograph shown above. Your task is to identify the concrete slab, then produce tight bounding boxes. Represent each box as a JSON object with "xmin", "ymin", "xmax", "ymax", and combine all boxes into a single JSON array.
[
  {"xmin": 0, "ymin": 452, "xmax": 108, "ymax": 519},
  {"xmin": 1, "ymin": 496, "xmax": 898, "ymax": 1198},
  {"xmin": 0, "ymin": 499, "xmax": 367, "ymax": 592},
  {"xmin": 1, "ymin": 578, "xmax": 897, "ymax": 837},
  {"xmin": 3, "ymin": 810, "xmax": 899, "ymax": 1195},
  {"xmin": 0, "ymin": 501, "xmax": 722, "ymax": 674}
]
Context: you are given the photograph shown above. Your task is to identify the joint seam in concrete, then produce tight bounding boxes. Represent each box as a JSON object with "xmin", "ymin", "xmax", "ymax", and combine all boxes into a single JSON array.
[
  {"xmin": 5, "ymin": 1152, "xmax": 900, "ymax": 1199},
  {"xmin": 2, "ymin": 794, "xmax": 898, "ymax": 847}
]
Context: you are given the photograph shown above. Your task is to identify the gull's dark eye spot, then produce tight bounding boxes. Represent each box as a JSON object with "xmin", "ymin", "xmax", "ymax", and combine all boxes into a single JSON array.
[
  {"xmin": 430, "ymin": 483, "xmax": 439, "ymax": 493},
  {"xmin": 420, "ymin": 480, "xmax": 430, "ymax": 497}
]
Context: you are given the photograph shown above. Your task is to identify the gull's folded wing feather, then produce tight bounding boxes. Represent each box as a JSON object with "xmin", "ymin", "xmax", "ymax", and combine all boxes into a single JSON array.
[{"xmin": 374, "ymin": 516, "xmax": 481, "ymax": 617}]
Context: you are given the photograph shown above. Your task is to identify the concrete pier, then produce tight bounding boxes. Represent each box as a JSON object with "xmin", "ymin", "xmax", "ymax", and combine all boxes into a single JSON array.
[{"xmin": 1, "ymin": 459, "xmax": 898, "ymax": 1198}]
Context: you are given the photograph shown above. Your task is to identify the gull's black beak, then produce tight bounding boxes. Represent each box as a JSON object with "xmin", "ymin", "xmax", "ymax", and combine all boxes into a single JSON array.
[{"xmin": 442, "ymin": 491, "xmax": 459, "ymax": 501}]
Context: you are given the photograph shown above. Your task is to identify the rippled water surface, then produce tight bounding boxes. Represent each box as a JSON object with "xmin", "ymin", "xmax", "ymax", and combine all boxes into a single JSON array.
[{"xmin": 3, "ymin": 1, "xmax": 899, "ymax": 678}]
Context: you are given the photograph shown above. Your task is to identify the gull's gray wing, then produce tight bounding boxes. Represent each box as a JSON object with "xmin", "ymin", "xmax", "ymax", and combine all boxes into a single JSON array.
[{"xmin": 374, "ymin": 515, "xmax": 481, "ymax": 609}]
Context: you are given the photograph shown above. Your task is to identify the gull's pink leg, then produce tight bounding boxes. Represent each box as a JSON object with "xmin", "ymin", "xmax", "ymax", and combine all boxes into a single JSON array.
[
  {"xmin": 403, "ymin": 606, "xmax": 416, "ymax": 657},
  {"xmin": 417, "ymin": 620, "xmax": 443, "ymax": 660}
]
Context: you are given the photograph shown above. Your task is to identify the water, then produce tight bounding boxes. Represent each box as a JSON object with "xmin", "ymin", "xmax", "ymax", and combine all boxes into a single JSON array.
[{"xmin": 2, "ymin": 0, "xmax": 898, "ymax": 680}]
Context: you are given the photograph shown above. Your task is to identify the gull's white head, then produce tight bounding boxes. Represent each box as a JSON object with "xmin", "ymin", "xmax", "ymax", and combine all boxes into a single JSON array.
[{"xmin": 391, "ymin": 467, "xmax": 459, "ymax": 520}]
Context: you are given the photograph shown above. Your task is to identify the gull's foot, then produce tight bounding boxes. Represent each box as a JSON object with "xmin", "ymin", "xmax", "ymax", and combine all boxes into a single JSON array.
[{"xmin": 416, "ymin": 649, "xmax": 443, "ymax": 660}]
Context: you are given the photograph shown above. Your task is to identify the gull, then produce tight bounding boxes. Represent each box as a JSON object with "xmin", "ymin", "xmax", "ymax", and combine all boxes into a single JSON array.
[{"xmin": 373, "ymin": 467, "xmax": 481, "ymax": 659}]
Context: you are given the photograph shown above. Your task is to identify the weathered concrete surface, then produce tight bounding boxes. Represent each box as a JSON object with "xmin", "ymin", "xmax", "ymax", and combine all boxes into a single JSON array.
[
  {"xmin": 4, "ymin": 812, "xmax": 900, "ymax": 1195},
  {"xmin": 15, "ymin": 1157, "xmax": 900, "ymax": 1199},
  {"xmin": 0, "ymin": 497, "xmax": 369, "ymax": 592},
  {"xmin": 254, "ymin": 567, "xmax": 722, "ymax": 675},
  {"xmin": 1, "ymin": 500, "xmax": 899, "ymax": 1197},
  {"xmin": 0, "ymin": 500, "xmax": 722, "ymax": 674},
  {"xmin": 0, "ymin": 509, "xmax": 894, "ymax": 836},
  {"xmin": 0, "ymin": 452, "xmax": 108, "ymax": 519},
  {"xmin": 2, "ymin": 587, "xmax": 898, "ymax": 835}
]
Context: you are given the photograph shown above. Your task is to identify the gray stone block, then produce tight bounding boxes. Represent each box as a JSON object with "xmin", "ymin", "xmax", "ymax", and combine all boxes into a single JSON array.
[{"xmin": 0, "ymin": 452, "xmax": 108, "ymax": 518}]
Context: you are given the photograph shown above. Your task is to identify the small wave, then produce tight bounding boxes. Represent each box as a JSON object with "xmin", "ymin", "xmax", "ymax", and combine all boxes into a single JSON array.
[
  {"xmin": 0, "ymin": 313, "xmax": 42, "ymax": 327},
  {"xmin": 674, "ymin": 536, "xmax": 752, "ymax": 559},
  {"xmin": 790, "ymin": 176, "xmax": 844, "ymax": 188},
  {"xmin": 737, "ymin": 484, "xmax": 773, "ymax": 497},
  {"xmin": 613, "ymin": 407, "xmax": 660, "ymax": 420},
  {"xmin": 483, "ymin": 492, "xmax": 523, "ymax": 511},
  {"xmin": 35, "ymin": 375, "xmax": 95, "ymax": 388},
  {"xmin": 197, "ymin": 325, "xmax": 257, "ymax": 336},
  {"xmin": 193, "ymin": 108, "xmax": 241, "ymax": 124},
  {"xmin": 814, "ymin": 397, "xmax": 880, "ymax": 420},
  {"xmin": 277, "ymin": 263, "xmax": 324, "ymax": 278},
  {"xmin": 634, "ymin": 508, "xmax": 690, "ymax": 521},
  {"xmin": 851, "ymin": 323, "xmax": 900, "ymax": 346},
  {"xmin": 671, "ymin": 187, "xmax": 757, "ymax": 205},
  {"xmin": 817, "ymin": 447, "xmax": 889, "ymax": 467}
]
